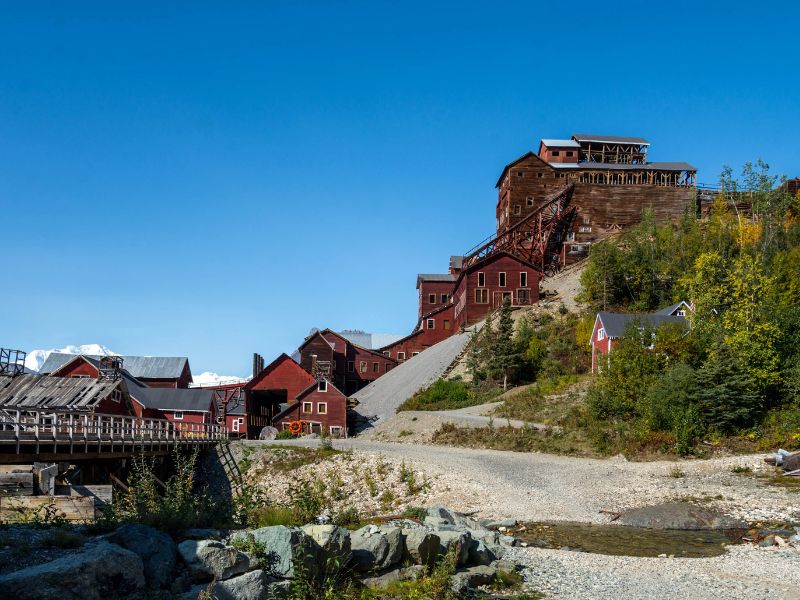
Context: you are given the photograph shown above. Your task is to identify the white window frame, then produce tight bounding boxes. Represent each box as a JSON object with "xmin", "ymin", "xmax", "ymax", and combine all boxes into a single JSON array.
[
  {"xmin": 382, "ymin": 351, "xmax": 390, "ymax": 357},
  {"xmin": 477, "ymin": 272, "xmax": 485, "ymax": 287},
  {"xmin": 440, "ymin": 293, "xmax": 448, "ymax": 303},
  {"xmin": 173, "ymin": 411, "xmax": 184, "ymax": 420},
  {"xmin": 397, "ymin": 352, "xmax": 406, "ymax": 360},
  {"xmin": 566, "ymin": 232, "xmax": 575, "ymax": 241},
  {"xmin": 359, "ymin": 361, "xmax": 367, "ymax": 373},
  {"xmin": 329, "ymin": 425, "xmax": 342, "ymax": 437},
  {"xmin": 412, "ymin": 351, "xmax": 420, "ymax": 357},
  {"xmin": 499, "ymin": 272, "xmax": 507, "ymax": 288},
  {"xmin": 427, "ymin": 319, "xmax": 435, "ymax": 329},
  {"xmin": 598, "ymin": 327, "xmax": 605, "ymax": 341},
  {"xmin": 520, "ymin": 272, "xmax": 527, "ymax": 287},
  {"xmin": 317, "ymin": 380, "xmax": 328, "ymax": 392},
  {"xmin": 317, "ymin": 402, "xmax": 327, "ymax": 414},
  {"xmin": 428, "ymin": 293, "xmax": 436, "ymax": 304},
  {"xmin": 302, "ymin": 402, "xmax": 313, "ymax": 414}
]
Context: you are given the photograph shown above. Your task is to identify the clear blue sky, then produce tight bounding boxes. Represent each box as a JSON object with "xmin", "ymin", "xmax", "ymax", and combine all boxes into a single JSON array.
[{"xmin": 2, "ymin": 1, "xmax": 799, "ymax": 376}]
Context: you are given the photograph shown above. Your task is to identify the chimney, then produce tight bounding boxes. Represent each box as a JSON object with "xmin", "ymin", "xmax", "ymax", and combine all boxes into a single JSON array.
[{"xmin": 252, "ymin": 353, "xmax": 264, "ymax": 378}]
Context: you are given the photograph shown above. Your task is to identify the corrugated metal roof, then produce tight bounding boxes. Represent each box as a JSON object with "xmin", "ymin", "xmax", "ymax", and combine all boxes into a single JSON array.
[
  {"xmin": 417, "ymin": 274, "xmax": 456, "ymax": 282},
  {"xmin": 130, "ymin": 387, "xmax": 215, "ymax": 412},
  {"xmin": 540, "ymin": 139, "xmax": 581, "ymax": 148},
  {"xmin": 0, "ymin": 374, "xmax": 125, "ymax": 410},
  {"xmin": 549, "ymin": 161, "xmax": 696, "ymax": 172},
  {"xmin": 449, "ymin": 255, "xmax": 464, "ymax": 270},
  {"xmin": 597, "ymin": 312, "xmax": 687, "ymax": 338},
  {"xmin": 572, "ymin": 134, "xmax": 650, "ymax": 145},
  {"xmin": 40, "ymin": 353, "xmax": 188, "ymax": 379}
]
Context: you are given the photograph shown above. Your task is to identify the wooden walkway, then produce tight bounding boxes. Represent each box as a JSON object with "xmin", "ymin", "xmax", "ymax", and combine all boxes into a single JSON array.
[{"xmin": 0, "ymin": 409, "xmax": 225, "ymax": 463}]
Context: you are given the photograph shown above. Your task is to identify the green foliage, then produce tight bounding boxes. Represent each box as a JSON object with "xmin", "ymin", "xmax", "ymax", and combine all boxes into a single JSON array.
[
  {"xmin": 275, "ymin": 429, "xmax": 295, "ymax": 440},
  {"xmin": 399, "ymin": 378, "xmax": 476, "ymax": 411}
]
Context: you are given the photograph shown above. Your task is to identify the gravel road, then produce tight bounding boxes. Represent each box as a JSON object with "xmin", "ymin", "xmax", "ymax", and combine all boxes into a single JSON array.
[{"xmin": 263, "ymin": 438, "xmax": 800, "ymax": 525}]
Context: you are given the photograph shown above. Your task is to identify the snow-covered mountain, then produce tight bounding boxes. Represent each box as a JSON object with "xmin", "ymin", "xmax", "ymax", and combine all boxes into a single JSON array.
[
  {"xmin": 190, "ymin": 371, "xmax": 250, "ymax": 387},
  {"xmin": 24, "ymin": 344, "xmax": 117, "ymax": 373}
]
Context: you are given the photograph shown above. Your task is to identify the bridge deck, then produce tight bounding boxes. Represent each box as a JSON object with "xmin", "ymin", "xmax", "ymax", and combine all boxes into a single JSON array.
[{"xmin": 0, "ymin": 409, "xmax": 225, "ymax": 463}]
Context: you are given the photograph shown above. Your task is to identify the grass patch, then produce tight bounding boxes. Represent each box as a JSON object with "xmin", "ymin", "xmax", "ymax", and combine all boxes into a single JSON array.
[
  {"xmin": 260, "ymin": 445, "xmax": 343, "ymax": 472},
  {"xmin": 731, "ymin": 465, "xmax": 753, "ymax": 474},
  {"xmin": 41, "ymin": 528, "xmax": 86, "ymax": 549},
  {"xmin": 495, "ymin": 375, "xmax": 587, "ymax": 424},
  {"xmin": 399, "ymin": 379, "xmax": 499, "ymax": 411},
  {"xmin": 668, "ymin": 466, "xmax": 686, "ymax": 478}
]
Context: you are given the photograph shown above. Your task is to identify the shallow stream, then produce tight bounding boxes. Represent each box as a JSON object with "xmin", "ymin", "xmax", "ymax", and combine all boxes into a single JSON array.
[{"xmin": 512, "ymin": 521, "xmax": 746, "ymax": 558}]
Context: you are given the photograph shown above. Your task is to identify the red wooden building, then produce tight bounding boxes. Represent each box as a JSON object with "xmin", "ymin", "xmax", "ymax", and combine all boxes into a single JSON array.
[
  {"xmin": 590, "ymin": 303, "xmax": 690, "ymax": 373},
  {"xmin": 273, "ymin": 377, "xmax": 349, "ymax": 437},
  {"xmin": 298, "ymin": 330, "xmax": 397, "ymax": 395},
  {"xmin": 41, "ymin": 353, "xmax": 192, "ymax": 388}
]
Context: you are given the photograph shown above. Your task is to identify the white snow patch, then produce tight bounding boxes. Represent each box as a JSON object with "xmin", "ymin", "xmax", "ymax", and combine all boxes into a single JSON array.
[
  {"xmin": 24, "ymin": 344, "xmax": 117, "ymax": 372},
  {"xmin": 190, "ymin": 371, "xmax": 249, "ymax": 388}
]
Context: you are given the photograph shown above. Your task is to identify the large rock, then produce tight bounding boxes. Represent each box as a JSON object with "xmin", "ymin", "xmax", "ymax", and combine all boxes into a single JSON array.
[
  {"xmin": 617, "ymin": 502, "xmax": 747, "ymax": 530},
  {"xmin": 427, "ymin": 506, "xmax": 487, "ymax": 532},
  {"xmin": 350, "ymin": 525, "xmax": 404, "ymax": 572},
  {"xmin": 450, "ymin": 564, "xmax": 497, "ymax": 595},
  {"xmin": 108, "ymin": 523, "xmax": 177, "ymax": 589},
  {"xmin": 0, "ymin": 541, "xmax": 145, "ymax": 600},
  {"xmin": 178, "ymin": 539, "xmax": 250, "ymax": 581},
  {"xmin": 302, "ymin": 524, "xmax": 351, "ymax": 566},
  {"xmin": 469, "ymin": 530, "xmax": 506, "ymax": 561},
  {"xmin": 361, "ymin": 565, "xmax": 425, "ymax": 589},
  {"xmin": 213, "ymin": 569, "xmax": 289, "ymax": 600},
  {"xmin": 435, "ymin": 530, "xmax": 471, "ymax": 566},
  {"xmin": 231, "ymin": 526, "xmax": 319, "ymax": 579},
  {"xmin": 402, "ymin": 528, "xmax": 440, "ymax": 567}
]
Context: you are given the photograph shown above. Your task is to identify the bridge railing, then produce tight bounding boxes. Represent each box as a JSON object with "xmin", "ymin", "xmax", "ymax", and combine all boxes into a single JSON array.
[{"xmin": 0, "ymin": 409, "xmax": 227, "ymax": 455}]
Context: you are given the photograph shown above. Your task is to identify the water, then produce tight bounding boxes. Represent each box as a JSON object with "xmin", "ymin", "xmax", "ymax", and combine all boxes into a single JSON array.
[{"xmin": 512, "ymin": 521, "xmax": 746, "ymax": 558}]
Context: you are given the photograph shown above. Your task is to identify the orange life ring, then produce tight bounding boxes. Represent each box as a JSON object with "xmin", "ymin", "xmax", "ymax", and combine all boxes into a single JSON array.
[{"xmin": 288, "ymin": 420, "xmax": 303, "ymax": 435}]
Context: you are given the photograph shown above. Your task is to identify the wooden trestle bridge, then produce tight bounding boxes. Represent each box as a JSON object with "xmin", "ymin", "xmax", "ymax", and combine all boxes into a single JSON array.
[
  {"xmin": 0, "ymin": 409, "xmax": 226, "ymax": 464},
  {"xmin": 462, "ymin": 183, "xmax": 576, "ymax": 276}
]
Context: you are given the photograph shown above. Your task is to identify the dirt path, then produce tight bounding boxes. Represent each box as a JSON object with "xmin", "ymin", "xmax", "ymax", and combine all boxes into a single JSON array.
[{"xmin": 253, "ymin": 438, "xmax": 800, "ymax": 525}]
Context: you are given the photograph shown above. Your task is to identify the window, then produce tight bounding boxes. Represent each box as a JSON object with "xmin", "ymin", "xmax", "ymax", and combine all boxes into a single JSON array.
[
  {"xmin": 477, "ymin": 272, "xmax": 485, "ymax": 287},
  {"xmin": 382, "ymin": 351, "xmax": 390, "ymax": 357},
  {"xmin": 302, "ymin": 402, "xmax": 313, "ymax": 414},
  {"xmin": 385, "ymin": 363, "xmax": 392, "ymax": 372},
  {"xmin": 526, "ymin": 197, "xmax": 534, "ymax": 207},
  {"xmin": 537, "ymin": 172, "xmax": 543, "ymax": 178},
  {"xmin": 566, "ymin": 151, "xmax": 574, "ymax": 157},
  {"xmin": 579, "ymin": 226, "xmax": 592, "ymax": 233},
  {"xmin": 330, "ymin": 425, "xmax": 342, "ymax": 437},
  {"xmin": 397, "ymin": 352, "xmax": 406, "ymax": 360},
  {"xmin": 552, "ymin": 150, "xmax": 560, "ymax": 156},
  {"xmin": 517, "ymin": 289, "xmax": 531, "ymax": 304},
  {"xmin": 317, "ymin": 380, "xmax": 328, "ymax": 392},
  {"xmin": 570, "ymin": 244, "xmax": 584, "ymax": 253},
  {"xmin": 443, "ymin": 319, "xmax": 451, "ymax": 330},
  {"xmin": 583, "ymin": 215, "xmax": 591, "ymax": 224},
  {"xmin": 475, "ymin": 288, "xmax": 488, "ymax": 304},
  {"xmin": 502, "ymin": 291, "xmax": 512, "ymax": 302},
  {"xmin": 598, "ymin": 328, "xmax": 605, "ymax": 341},
  {"xmin": 428, "ymin": 293, "xmax": 436, "ymax": 304},
  {"xmin": 520, "ymin": 272, "xmax": 527, "ymax": 287},
  {"xmin": 347, "ymin": 360, "xmax": 354, "ymax": 372},
  {"xmin": 372, "ymin": 362, "xmax": 379, "ymax": 373},
  {"xmin": 441, "ymin": 293, "xmax": 448, "ymax": 303},
  {"xmin": 499, "ymin": 272, "xmax": 506, "ymax": 287},
  {"xmin": 513, "ymin": 205, "xmax": 521, "ymax": 216},
  {"xmin": 677, "ymin": 310, "xmax": 686, "ymax": 317},
  {"xmin": 412, "ymin": 351, "xmax": 420, "ymax": 357},
  {"xmin": 516, "ymin": 171, "xmax": 524, "ymax": 177},
  {"xmin": 173, "ymin": 411, "xmax": 184, "ymax": 420},
  {"xmin": 566, "ymin": 232, "xmax": 575, "ymax": 241},
  {"xmin": 359, "ymin": 361, "xmax": 367, "ymax": 373},
  {"xmin": 317, "ymin": 402, "xmax": 327, "ymax": 414},
  {"xmin": 427, "ymin": 319, "xmax": 435, "ymax": 329}
]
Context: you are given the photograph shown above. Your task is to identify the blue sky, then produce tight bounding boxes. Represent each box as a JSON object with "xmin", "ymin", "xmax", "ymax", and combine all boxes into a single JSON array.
[{"xmin": 2, "ymin": 1, "xmax": 799, "ymax": 376}]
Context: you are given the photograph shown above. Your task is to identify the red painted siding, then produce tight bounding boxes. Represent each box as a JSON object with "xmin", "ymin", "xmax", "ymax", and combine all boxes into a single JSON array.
[
  {"xmin": 381, "ymin": 303, "xmax": 456, "ymax": 360},
  {"xmin": 417, "ymin": 280, "xmax": 456, "ymax": 319},
  {"xmin": 275, "ymin": 381, "xmax": 348, "ymax": 435}
]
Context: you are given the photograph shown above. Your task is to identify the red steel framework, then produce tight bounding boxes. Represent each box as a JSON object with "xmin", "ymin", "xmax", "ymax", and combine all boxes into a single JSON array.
[{"xmin": 462, "ymin": 183, "xmax": 576, "ymax": 275}]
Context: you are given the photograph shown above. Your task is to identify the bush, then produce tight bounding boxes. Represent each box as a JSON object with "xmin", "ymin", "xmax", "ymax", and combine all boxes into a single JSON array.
[
  {"xmin": 399, "ymin": 379, "xmax": 477, "ymax": 411},
  {"xmin": 275, "ymin": 429, "xmax": 295, "ymax": 440}
]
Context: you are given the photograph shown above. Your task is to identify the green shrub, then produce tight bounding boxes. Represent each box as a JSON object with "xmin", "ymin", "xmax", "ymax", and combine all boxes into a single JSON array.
[{"xmin": 399, "ymin": 379, "xmax": 477, "ymax": 411}]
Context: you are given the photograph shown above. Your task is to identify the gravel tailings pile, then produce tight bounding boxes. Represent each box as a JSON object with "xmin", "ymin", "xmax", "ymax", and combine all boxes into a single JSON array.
[{"xmin": 350, "ymin": 330, "xmax": 473, "ymax": 431}]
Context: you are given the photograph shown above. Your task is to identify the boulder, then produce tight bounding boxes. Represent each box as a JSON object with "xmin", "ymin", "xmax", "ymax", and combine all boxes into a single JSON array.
[
  {"xmin": 436, "ymin": 530, "xmax": 471, "ymax": 566},
  {"xmin": 302, "ymin": 524, "xmax": 351, "ymax": 566},
  {"xmin": 214, "ymin": 569, "xmax": 288, "ymax": 600},
  {"xmin": 450, "ymin": 564, "xmax": 497, "ymax": 595},
  {"xmin": 424, "ymin": 516, "xmax": 450, "ymax": 528},
  {"xmin": 350, "ymin": 525, "xmax": 404, "ymax": 572},
  {"xmin": 471, "ymin": 530, "xmax": 507, "ymax": 560},
  {"xmin": 231, "ymin": 526, "xmax": 319, "ymax": 579},
  {"xmin": 617, "ymin": 502, "xmax": 747, "ymax": 530},
  {"xmin": 402, "ymin": 528, "xmax": 440, "ymax": 567},
  {"xmin": 259, "ymin": 426, "xmax": 279, "ymax": 440},
  {"xmin": 482, "ymin": 518, "xmax": 518, "ymax": 529},
  {"xmin": 0, "ymin": 541, "xmax": 145, "ymax": 600},
  {"xmin": 178, "ymin": 540, "xmax": 250, "ymax": 581},
  {"xmin": 427, "ymin": 506, "xmax": 487, "ymax": 532},
  {"xmin": 361, "ymin": 565, "xmax": 425, "ymax": 589},
  {"xmin": 109, "ymin": 523, "xmax": 177, "ymax": 589},
  {"xmin": 467, "ymin": 539, "xmax": 495, "ymax": 566}
]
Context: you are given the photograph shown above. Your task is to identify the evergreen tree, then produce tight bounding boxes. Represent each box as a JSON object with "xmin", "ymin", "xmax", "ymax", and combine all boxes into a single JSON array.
[{"xmin": 488, "ymin": 298, "xmax": 520, "ymax": 388}]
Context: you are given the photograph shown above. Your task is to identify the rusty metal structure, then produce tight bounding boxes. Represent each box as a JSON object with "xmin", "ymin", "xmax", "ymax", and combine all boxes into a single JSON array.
[{"xmin": 462, "ymin": 183, "xmax": 575, "ymax": 276}]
